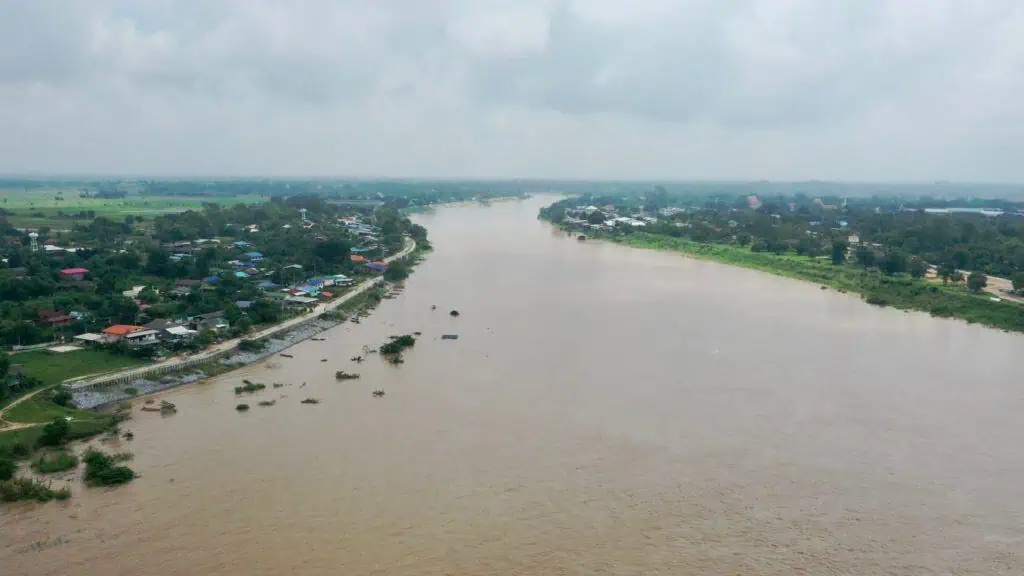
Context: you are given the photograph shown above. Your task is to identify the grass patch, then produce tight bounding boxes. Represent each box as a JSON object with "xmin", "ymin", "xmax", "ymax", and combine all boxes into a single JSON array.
[
  {"xmin": 612, "ymin": 232, "xmax": 1024, "ymax": 333},
  {"xmin": 3, "ymin": 394, "xmax": 109, "ymax": 425},
  {"xmin": 13, "ymin": 349, "xmax": 148, "ymax": 387},
  {"xmin": 32, "ymin": 451, "xmax": 79, "ymax": 474},
  {"xmin": 0, "ymin": 418, "xmax": 117, "ymax": 459}
]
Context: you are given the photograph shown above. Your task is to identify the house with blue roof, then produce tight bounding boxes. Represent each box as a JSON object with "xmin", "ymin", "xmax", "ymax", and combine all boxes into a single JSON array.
[
  {"xmin": 232, "ymin": 240, "xmax": 250, "ymax": 249},
  {"xmin": 245, "ymin": 251, "xmax": 264, "ymax": 262}
]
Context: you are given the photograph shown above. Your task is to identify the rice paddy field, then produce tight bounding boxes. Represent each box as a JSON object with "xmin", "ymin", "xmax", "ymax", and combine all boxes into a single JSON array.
[{"xmin": 0, "ymin": 187, "xmax": 264, "ymax": 228}]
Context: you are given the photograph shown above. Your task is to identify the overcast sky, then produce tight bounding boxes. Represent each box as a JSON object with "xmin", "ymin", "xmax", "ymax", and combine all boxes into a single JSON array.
[{"xmin": 1, "ymin": 0, "xmax": 1022, "ymax": 182}]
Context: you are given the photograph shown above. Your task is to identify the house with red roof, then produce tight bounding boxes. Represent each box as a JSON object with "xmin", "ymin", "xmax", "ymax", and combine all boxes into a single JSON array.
[{"xmin": 60, "ymin": 268, "xmax": 89, "ymax": 281}]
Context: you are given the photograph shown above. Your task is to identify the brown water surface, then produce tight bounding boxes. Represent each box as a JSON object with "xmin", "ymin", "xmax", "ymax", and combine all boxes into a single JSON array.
[{"xmin": 3, "ymin": 197, "xmax": 1023, "ymax": 574}]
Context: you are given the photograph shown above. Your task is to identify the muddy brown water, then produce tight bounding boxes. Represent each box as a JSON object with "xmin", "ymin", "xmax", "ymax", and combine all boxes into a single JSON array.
[{"xmin": 3, "ymin": 197, "xmax": 1023, "ymax": 574}]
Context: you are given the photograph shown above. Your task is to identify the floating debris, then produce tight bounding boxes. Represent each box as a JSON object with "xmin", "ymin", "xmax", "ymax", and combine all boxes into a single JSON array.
[
  {"xmin": 242, "ymin": 379, "xmax": 254, "ymax": 385},
  {"xmin": 300, "ymin": 381, "xmax": 307, "ymax": 388},
  {"xmin": 350, "ymin": 356, "xmax": 364, "ymax": 363},
  {"xmin": 413, "ymin": 331, "xmax": 422, "ymax": 336},
  {"xmin": 372, "ymin": 389, "xmax": 386, "ymax": 397},
  {"xmin": 159, "ymin": 400, "xmax": 177, "ymax": 414},
  {"xmin": 320, "ymin": 358, "xmax": 328, "ymax": 362},
  {"xmin": 387, "ymin": 355, "xmax": 404, "ymax": 365},
  {"xmin": 280, "ymin": 353, "xmax": 294, "ymax": 358},
  {"xmin": 431, "ymin": 305, "xmax": 437, "ymax": 310},
  {"xmin": 335, "ymin": 371, "xmax": 361, "ymax": 380},
  {"xmin": 441, "ymin": 334, "xmax": 459, "ymax": 340},
  {"xmin": 449, "ymin": 310, "xmax": 460, "ymax": 317},
  {"xmin": 144, "ymin": 399, "xmax": 155, "ymax": 405},
  {"xmin": 311, "ymin": 337, "xmax": 326, "ymax": 342},
  {"xmin": 300, "ymin": 398, "xmax": 320, "ymax": 405},
  {"xmin": 123, "ymin": 431, "xmax": 135, "ymax": 441},
  {"xmin": 257, "ymin": 400, "xmax": 276, "ymax": 407},
  {"xmin": 272, "ymin": 383, "xmax": 285, "ymax": 389},
  {"xmin": 236, "ymin": 403, "xmax": 250, "ymax": 412}
]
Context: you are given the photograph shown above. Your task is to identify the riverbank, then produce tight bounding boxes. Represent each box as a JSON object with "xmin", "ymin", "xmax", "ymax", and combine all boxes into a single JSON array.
[{"xmin": 599, "ymin": 231, "xmax": 1024, "ymax": 333}]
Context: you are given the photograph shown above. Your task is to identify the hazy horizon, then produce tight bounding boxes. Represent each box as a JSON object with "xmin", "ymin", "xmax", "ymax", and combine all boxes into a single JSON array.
[{"xmin": 2, "ymin": 1, "xmax": 1023, "ymax": 182}]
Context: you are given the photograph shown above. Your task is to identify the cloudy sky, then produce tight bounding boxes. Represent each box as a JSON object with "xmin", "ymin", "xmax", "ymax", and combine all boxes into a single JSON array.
[{"xmin": 1, "ymin": 0, "xmax": 1022, "ymax": 181}]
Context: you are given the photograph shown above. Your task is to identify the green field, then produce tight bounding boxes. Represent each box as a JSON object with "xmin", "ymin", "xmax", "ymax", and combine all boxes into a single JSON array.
[
  {"xmin": 0, "ymin": 418, "xmax": 115, "ymax": 453},
  {"xmin": 613, "ymin": 233, "xmax": 1024, "ymax": 333},
  {"xmin": 0, "ymin": 188, "xmax": 264, "ymax": 228},
  {"xmin": 11, "ymin": 349, "xmax": 147, "ymax": 386}
]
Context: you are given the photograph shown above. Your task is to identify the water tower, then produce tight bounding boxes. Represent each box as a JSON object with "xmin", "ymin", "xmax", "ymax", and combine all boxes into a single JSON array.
[{"xmin": 29, "ymin": 232, "xmax": 39, "ymax": 252}]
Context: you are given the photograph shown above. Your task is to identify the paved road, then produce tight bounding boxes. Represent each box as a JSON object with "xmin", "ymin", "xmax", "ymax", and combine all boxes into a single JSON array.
[{"xmin": 63, "ymin": 236, "xmax": 416, "ymax": 390}]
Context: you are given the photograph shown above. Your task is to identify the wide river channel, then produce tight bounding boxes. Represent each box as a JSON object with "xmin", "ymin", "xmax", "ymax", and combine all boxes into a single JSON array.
[{"xmin": 3, "ymin": 196, "xmax": 1023, "ymax": 574}]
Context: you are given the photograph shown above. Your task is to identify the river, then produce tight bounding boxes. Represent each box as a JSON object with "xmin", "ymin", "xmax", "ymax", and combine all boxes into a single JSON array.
[{"xmin": 3, "ymin": 196, "xmax": 1023, "ymax": 574}]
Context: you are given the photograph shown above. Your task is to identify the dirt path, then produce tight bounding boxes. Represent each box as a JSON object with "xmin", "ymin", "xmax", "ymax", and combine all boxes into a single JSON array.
[{"xmin": 0, "ymin": 385, "xmax": 53, "ymax": 431}]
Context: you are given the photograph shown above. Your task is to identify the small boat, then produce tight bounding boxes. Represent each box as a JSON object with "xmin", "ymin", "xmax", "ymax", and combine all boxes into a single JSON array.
[{"xmin": 441, "ymin": 334, "xmax": 459, "ymax": 340}]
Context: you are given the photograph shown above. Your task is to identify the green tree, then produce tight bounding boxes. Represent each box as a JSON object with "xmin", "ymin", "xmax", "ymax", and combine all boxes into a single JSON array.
[
  {"xmin": 967, "ymin": 271, "xmax": 987, "ymax": 293},
  {"xmin": 909, "ymin": 257, "xmax": 928, "ymax": 279},
  {"xmin": 1012, "ymin": 273, "xmax": 1024, "ymax": 292},
  {"xmin": 586, "ymin": 211, "xmax": 606, "ymax": 225},
  {"xmin": 855, "ymin": 245, "xmax": 875, "ymax": 268},
  {"xmin": 38, "ymin": 417, "xmax": 70, "ymax": 447},
  {"xmin": 831, "ymin": 240, "xmax": 847, "ymax": 265},
  {"xmin": 937, "ymin": 264, "xmax": 955, "ymax": 284}
]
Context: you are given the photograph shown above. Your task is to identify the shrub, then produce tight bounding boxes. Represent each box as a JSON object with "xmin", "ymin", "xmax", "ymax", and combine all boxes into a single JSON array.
[
  {"xmin": 32, "ymin": 451, "xmax": 79, "ymax": 474},
  {"xmin": 50, "ymin": 387, "xmax": 74, "ymax": 408},
  {"xmin": 82, "ymin": 449, "xmax": 136, "ymax": 487},
  {"xmin": 1, "ymin": 477, "xmax": 72, "ymax": 502},
  {"xmin": 0, "ymin": 457, "xmax": 15, "ymax": 481},
  {"xmin": 236, "ymin": 403, "xmax": 250, "ymax": 411},
  {"xmin": 37, "ymin": 418, "xmax": 71, "ymax": 447},
  {"xmin": 124, "ymin": 387, "xmax": 139, "ymax": 396}
]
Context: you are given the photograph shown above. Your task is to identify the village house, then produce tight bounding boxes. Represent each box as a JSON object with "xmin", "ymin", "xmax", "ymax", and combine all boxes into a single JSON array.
[
  {"xmin": 144, "ymin": 318, "xmax": 195, "ymax": 340},
  {"xmin": 37, "ymin": 310, "xmax": 73, "ymax": 328},
  {"xmin": 59, "ymin": 267, "xmax": 89, "ymax": 281},
  {"xmin": 193, "ymin": 311, "xmax": 230, "ymax": 334},
  {"xmin": 102, "ymin": 324, "xmax": 160, "ymax": 346},
  {"xmin": 245, "ymin": 251, "xmax": 264, "ymax": 263}
]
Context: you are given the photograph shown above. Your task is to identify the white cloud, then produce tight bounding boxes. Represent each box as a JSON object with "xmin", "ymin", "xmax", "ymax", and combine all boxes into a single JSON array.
[{"xmin": 0, "ymin": 0, "xmax": 1022, "ymax": 181}]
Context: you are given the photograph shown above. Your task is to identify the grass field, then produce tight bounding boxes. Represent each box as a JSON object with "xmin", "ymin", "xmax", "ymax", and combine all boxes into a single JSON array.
[
  {"xmin": 0, "ymin": 188, "xmax": 264, "ymax": 228},
  {"xmin": 613, "ymin": 232, "xmax": 1024, "ymax": 333},
  {"xmin": 0, "ymin": 418, "xmax": 115, "ymax": 453},
  {"xmin": 2, "ymin": 394, "xmax": 110, "ymax": 425},
  {"xmin": 11, "ymin": 349, "xmax": 148, "ymax": 386}
]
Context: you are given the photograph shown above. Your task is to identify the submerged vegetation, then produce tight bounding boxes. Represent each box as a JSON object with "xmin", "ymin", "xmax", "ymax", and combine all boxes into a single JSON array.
[
  {"xmin": 83, "ymin": 449, "xmax": 136, "ymax": 487},
  {"xmin": 235, "ymin": 403, "xmax": 250, "ymax": 412},
  {"xmin": 31, "ymin": 451, "xmax": 79, "ymax": 474},
  {"xmin": 1, "ymin": 477, "xmax": 71, "ymax": 502},
  {"xmin": 235, "ymin": 382, "xmax": 267, "ymax": 395},
  {"xmin": 379, "ymin": 334, "xmax": 416, "ymax": 355},
  {"xmin": 300, "ymin": 398, "xmax": 320, "ymax": 405},
  {"xmin": 334, "ymin": 371, "xmax": 360, "ymax": 380}
]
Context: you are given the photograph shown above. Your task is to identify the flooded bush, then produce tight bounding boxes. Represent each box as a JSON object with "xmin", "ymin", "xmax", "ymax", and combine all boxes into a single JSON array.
[
  {"xmin": 32, "ymin": 451, "xmax": 79, "ymax": 474},
  {"xmin": 83, "ymin": 449, "xmax": 136, "ymax": 487},
  {"xmin": 380, "ymin": 334, "xmax": 416, "ymax": 355},
  {"xmin": 300, "ymin": 398, "xmax": 320, "ymax": 405},
  {"xmin": 234, "ymin": 382, "xmax": 266, "ymax": 395},
  {"xmin": 236, "ymin": 403, "xmax": 250, "ymax": 412},
  {"xmin": 257, "ymin": 400, "xmax": 276, "ymax": 407},
  {"xmin": 1, "ymin": 477, "xmax": 71, "ymax": 502}
]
